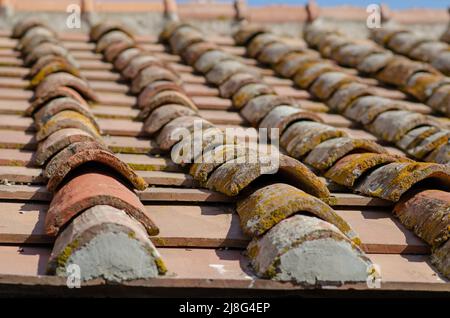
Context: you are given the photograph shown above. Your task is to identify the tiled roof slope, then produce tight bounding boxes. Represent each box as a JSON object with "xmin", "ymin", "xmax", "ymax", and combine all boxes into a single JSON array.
[
  {"xmin": 159, "ymin": 18, "xmax": 450, "ymax": 280},
  {"xmin": 0, "ymin": 8, "xmax": 448, "ymax": 295},
  {"xmin": 90, "ymin": 21, "xmax": 374, "ymax": 284},
  {"xmin": 10, "ymin": 18, "xmax": 166, "ymax": 281}
]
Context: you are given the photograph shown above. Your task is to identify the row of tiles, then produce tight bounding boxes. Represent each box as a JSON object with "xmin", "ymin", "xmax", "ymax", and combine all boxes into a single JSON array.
[{"xmin": 160, "ymin": 19, "xmax": 449, "ymax": 279}]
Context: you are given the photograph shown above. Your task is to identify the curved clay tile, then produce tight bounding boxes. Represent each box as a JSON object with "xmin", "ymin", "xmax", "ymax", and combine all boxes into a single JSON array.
[
  {"xmin": 194, "ymin": 50, "xmax": 233, "ymax": 74},
  {"xmin": 357, "ymin": 51, "xmax": 394, "ymax": 74},
  {"xmin": 103, "ymin": 41, "xmax": 137, "ymax": 63},
  {"xmin": 376, "ymin": 57, "xmax": 440, "ymax": 87},
  {"xmin": 95, "ymin": 30, "xmax": 134, "ymax": 54},
  {"xmin": 114, "ymin": 47, "xmax": 141, "ymax": 71},
  {"xmin": 258, "ymin": 42, "xmax": 304, "ymax": 66},
  {"xmin": 303, "ymin": 20, "xmax": 339, "ymax": 43},
  {"xmin": 333, "ymin": 43, "xmax": 381, "ymax": 67},
  {"xmin": 275, "ymin": 52, "xmax": 321, "ymax": 78},
  {"xmin": 90, "ymin": 22, "xmax": 135, "ymax": 42},
  {"xmin": 26, "ymin": 86, "xmax": 89, "ymax": 115},
  {"xmin": 206, "ymin": 154, "xmax": 330, "ymax": 198},
  {"xmin": 396, "ymin": 126, "xmax": 440, "ymax": 150},
  {"xmin": 122, "ymin": 54, "xmax": 165, "ymax": 80},
  {"xmin": 30, "ymin": 59, "xmax": 82, "ymax": 87},
  {"xmin": 12, "ymin": 17, "xmax": 49, "ymax": 38},
  {"xmin": 247, "ymin": 33, "xmax": 279, "ymax": 58},
  {"xmin": 405, "ymin": 72, "xmax": 447, "ymax": 101},
  {"xmin": 137, "ymin": 81, "xmax": 186, "ymax": 109},
  {"xmin": 233, "ymin": 24, "xmax": 268, "ymax": 46},
  {"xmin": 325, "ymin": 153, "xmax": 411, "ymax": 187},
  {"xmin": 232, "ymin": 83, "xmax": 275, "ymax": 109},
  {"xmin": 34, "ymin": 72, "xmax": 98, "ymax": 103},
  {"xmin": 407, "ymin": 131, "xmax": 450, "ymax": 159},
  {"xmin": 138, "ymin": 89, "xmax": 197, "ymax": 120},
  {"xmin": 45, "ymin": 171, "xmax": 158, "ymax": 237},
  {"xmin": 281, "ymin": 121, "xmax": 347, "ymax": 159},
  {"xmin": 130, "ymin": 65, "xmax": 181, "ymax": 94},
  {"xmin": 29, "ymin": 55, "xmax": 78, "ymax": 80},
  {"xmin": 46, "ymin": 146, "xmax": 148, "ymax": 192},
  {"xmin": 258, "ymin": 105, "xmax": 322, "ymax": 136},
  {"xmin": 181, "ymin": 41, "xmax": 218, "ymax": 65},
  {"xmin": 431, "ymin": 240, "xmax": 449, "ymax": 279},
  {"xmin": 247, "ymin": 214, "xmax": 372, "ymax": 283},
  {"xmin": 304, "ymin": 137, "xmax": 388, "ymax": 171},
  {"xmin": 24, "ymin": 42, "xmax": 74, "ymax": 66},
  {"xmin": 317, "ymin": 34, "xmax": 349, "ymax": 58},
  {"xmin": 156, "ymin": 116, "xmax": 213, "ymax": 151},
  {"xmin": 309, "ymin": 71, "xmax": 355, "ymax": 100},
  {"xmin": 34, "ymin": 97, "xmax": 98, "ymax": 131},
  {"xmin": 344, "ymin": 95, "xmax": 406, "ymax": 125},
  {"xmin": 206, "ymin": 60, "xmax": 253, "ymax": 85},
  {"xmin": 143, "ymin": 104, "xmax": 197, "ymax": 135},
  {"xmin": 409, "ymin": 42, "xmax": 447, "ymax": 62},
  {"xmin": 367, "ymin": 110, "xmax": 440, "ymax": 143},
  {"xmin": 431, "ymin": 52, "xmax": 450, "ymax": 75},
  {"xmin": 34, "ymin": 128, "xmax": 103, "ymax": 166},
  {"xmin": 189, "ymin": 144, "xmax": 255, "ymax": 183},
  {"xmin": 169, "ymin": 26, "xmax": 203, "ymax": 54},
  {"xmin": 19, "ymin": 27, "xmax": 56, "ymax": 53},
  {"xmin": 393, "ymin": 189, "xmax": 449, "ymax": 248},
  {"xmin": 219, "ymin": 72, "xmax": 261, "ymax": 99},
  {"xmin": 44, "ymin": 141, "xmax": 108, "ymax": 178},
  {"xmin": 170, "ymin": 127, "xmax": 224, "ymax": 166},
  {"xmin": 36, "ymin": 110, "xmax": 101, "ymax": 141},
  {"xmin": 427, "ymin": 84, "xmax": 450, "ymax": 115},
  {"xmin": 332, "ymin": 40, "xmax": 381, "ymax": 61},
  {"xmin": 237, "ymin": 183, "xmax": 360, "ymax": 244},
  {"xmin": 47, "ymin": 205, "xmax": 166, "ymax": 280},
  {"xmin": 327, "ymin": 82, "xmax": 372, "ymax": 113},
  {"xmin": 159, "ymin": 21, "xmax": 197, "ymax": 43},
  {"xmin": 370, "ymin": 27, "xmax": 407, "ymax": 46},
  {"xmin": 293, "ymin": 61, "xmax": 337, "ymax": 89},
  {"xmin": 241, "ymin": 94, "xmax": 297, "ymax": 126},
  {"xmin": 425, "ymin": 142, "xmax": 450, "ymax": 164},
  {"xmin": 355, "ymin": 162, "xmax": 450, "ymax": 201}
]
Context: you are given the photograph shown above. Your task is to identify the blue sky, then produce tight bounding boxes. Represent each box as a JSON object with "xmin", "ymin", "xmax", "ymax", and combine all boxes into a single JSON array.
[{"xmin": 245, "ymin": 1, "xmax": 448, "ymax": 9}]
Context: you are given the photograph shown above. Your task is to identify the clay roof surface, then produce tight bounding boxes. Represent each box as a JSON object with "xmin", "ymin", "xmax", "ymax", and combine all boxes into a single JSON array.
[{"xmin": 0, "ymin": 0, "xmax": 448, "ymax": 296}]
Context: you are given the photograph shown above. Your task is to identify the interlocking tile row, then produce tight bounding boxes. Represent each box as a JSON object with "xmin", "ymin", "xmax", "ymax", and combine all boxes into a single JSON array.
[
  {"xmin": 160, "ymin": 21, "xmax": 450, "ymax": 279},
  {"xmin": 90, "ymin": 20, "xmax": 374, "ymax": 284},
  {"xmin": 302, "ymin": 22, "xmax": 450, "ymax": 117},
  {"xmin": 11, "ymin": 18, "xmax": 166, "ymax": 282},
  {"xmin": 234, "ymin": 23, "xmax": 450, "ymax": 165},
  {"xmin": 369, "ymin": 25, "xmax": 450, "ymax": 77},
  {"xmin": 235, "ymin": 23, "xmax": 450, "ymax": 279}
]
